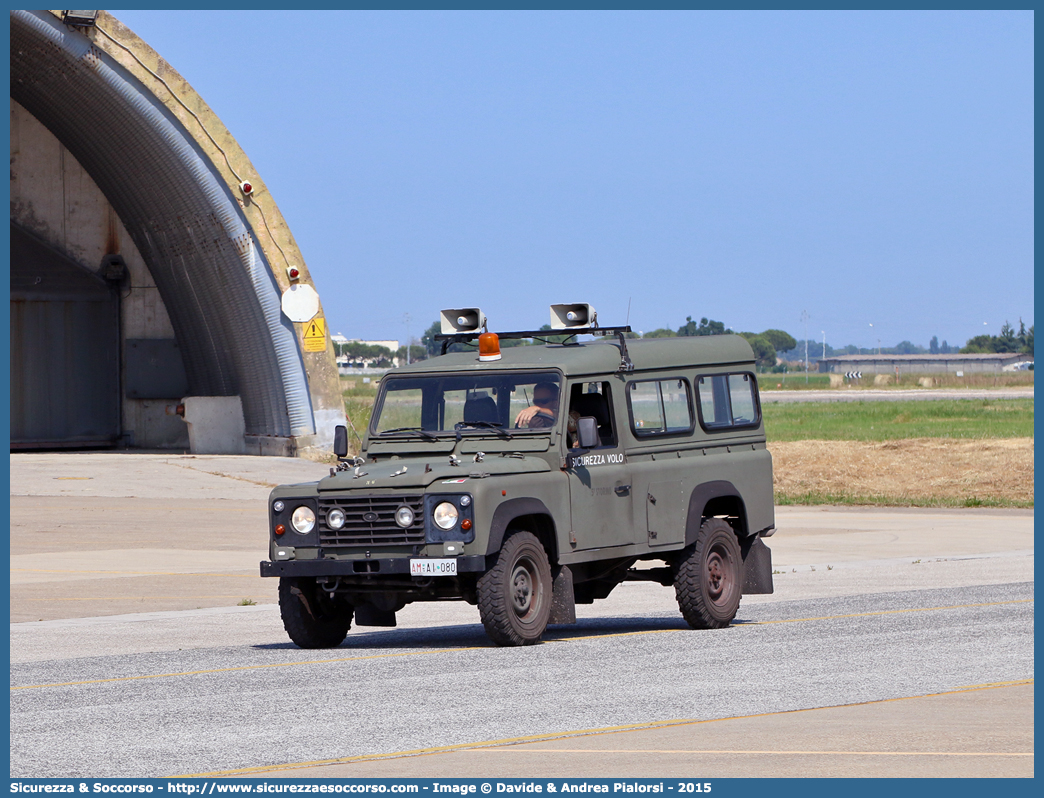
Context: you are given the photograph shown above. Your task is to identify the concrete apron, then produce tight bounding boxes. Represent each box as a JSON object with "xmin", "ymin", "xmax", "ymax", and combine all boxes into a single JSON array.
[
  {"xmin": 10, "ymin": 452, "xmax": 1033, "ymax": 625},
  {"xmin": 256, "ymin": 682, "xmax": 1035, "ymax": 779},
  {"xmin": 9, "ymin": 453, "xmax": 1035, "ymax": 778}
]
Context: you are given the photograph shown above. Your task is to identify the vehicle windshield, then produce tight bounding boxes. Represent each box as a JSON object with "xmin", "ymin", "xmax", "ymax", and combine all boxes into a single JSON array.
[{"xmin": 373, "ymin": 372, "xmax": 563, "ymax": 436}]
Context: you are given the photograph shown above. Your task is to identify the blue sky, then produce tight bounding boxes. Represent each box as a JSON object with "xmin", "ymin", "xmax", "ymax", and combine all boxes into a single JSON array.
[{"xmin": 117, "ymin": 10, "xmax": 1033, "ymax": 351}]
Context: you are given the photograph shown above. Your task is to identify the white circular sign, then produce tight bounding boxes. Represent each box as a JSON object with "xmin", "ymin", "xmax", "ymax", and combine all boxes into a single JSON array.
[{"xmin": 281, "ymin": 283, "xmax": 320, "ymax": 323}]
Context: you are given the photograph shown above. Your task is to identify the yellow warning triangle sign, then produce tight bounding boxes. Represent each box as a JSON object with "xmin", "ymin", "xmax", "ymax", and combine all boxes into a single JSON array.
[{"xmin": 303, "ymin": 316, "xmax": 326, "ymax": 352}]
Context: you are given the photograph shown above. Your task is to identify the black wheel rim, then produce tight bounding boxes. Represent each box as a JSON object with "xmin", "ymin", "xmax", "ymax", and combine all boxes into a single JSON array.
[
  {"xmin": 704, "ymin": 544, "xmax": 734, "ymax": 608},
  {"xmin": 511, "ymin": 557, "xmax": 537, "ymax": 619}
]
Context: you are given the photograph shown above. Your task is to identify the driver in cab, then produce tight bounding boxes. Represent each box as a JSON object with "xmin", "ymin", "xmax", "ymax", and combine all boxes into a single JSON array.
[
  {"xmin": 514, "ymin": 382, "xmax": 559, "ymax": 428},
  {"xmin": 514, "ymin": 383, "xmax": 581, "ymax": 443}
]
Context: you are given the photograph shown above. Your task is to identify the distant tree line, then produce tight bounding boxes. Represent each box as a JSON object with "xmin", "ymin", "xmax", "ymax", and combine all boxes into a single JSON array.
[
  {"xmin": 334, "ymin": 340, "xmax": 427, "ymax": 367},
  {"xmin": 334, "ymin": 340, "xmax": 396, "ymax": 367},
  {"xmin": 643, "ymin": 317, "xmax": 795, "ymax": 368},
  {"xmin": 368, "ymin": 316, "xmax": 1034, "ymax": 369},
  {"xmin": 961, "ymin": 320, "xmax": 1033, "ymax": 355}
]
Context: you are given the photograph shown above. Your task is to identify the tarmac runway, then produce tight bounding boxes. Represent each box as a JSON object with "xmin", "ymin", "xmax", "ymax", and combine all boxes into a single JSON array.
[{"xmin": 8, "ymin": 453, "xmax": 1035, "ymax": 779}]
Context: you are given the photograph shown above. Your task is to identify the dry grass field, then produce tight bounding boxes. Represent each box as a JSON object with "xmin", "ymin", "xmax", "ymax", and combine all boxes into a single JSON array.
[{"xmin": 770, "ymin": 437, "xmax": 1034, "ymax": 507}]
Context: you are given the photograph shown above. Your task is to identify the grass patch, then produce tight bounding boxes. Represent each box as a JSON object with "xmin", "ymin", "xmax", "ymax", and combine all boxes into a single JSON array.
[
  {"xmin": 763, "ymin": 399, "xmax": 1033, "ymax": 442},
  {"xmin": 774, "ymin": 490, "xmax": 1033, "ymax": 509},
  {"xmin": 761, "ymin": 374, "xmax": 834, "ymax": 389},
  {"xmin": 342, "ymin": 377, "xmax": 379, "ymax": 453},
  {"xmin": 761, "ymin": 372, "xmax": 1033, "ymax": 390}
]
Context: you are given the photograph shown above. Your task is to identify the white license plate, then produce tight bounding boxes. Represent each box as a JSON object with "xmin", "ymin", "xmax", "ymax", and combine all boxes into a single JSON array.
[{"xmin": 410, "ymin": 558, "xmax": 458, "ymax": 577}]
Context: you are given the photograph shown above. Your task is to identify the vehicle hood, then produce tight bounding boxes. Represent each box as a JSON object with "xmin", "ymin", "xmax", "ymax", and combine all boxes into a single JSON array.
[{"xmin": 317, "ymin": 453, "xmax": 552, "ymax": 491}]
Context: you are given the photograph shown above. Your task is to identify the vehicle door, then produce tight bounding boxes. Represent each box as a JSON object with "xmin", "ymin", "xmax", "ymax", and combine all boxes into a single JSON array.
[
  {"xmin": 563, "ymin": 380, "xmax": 634, "ymax": 551},
  {"xmin": 625, "ymin": 376, "xmax": 696, "ymax": 548}
]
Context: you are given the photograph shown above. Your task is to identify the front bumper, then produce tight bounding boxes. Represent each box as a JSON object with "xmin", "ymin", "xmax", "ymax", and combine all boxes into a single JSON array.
[{"xmin": 260, "ymin": 554, "xmax": 488, "ymax": 578}]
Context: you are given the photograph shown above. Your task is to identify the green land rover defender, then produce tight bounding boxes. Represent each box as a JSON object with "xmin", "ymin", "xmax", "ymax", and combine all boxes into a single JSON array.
[{"xmin": 261, "ymin": 305, "xmax": 775, "ymax": 647}]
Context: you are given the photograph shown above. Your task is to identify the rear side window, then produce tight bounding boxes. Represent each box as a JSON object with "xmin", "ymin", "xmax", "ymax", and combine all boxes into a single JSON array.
[
  {"xmin": 696, "ymin": 373, "xmax": 760, "ymax": 430},
  {"xmin": 627, "ymin": 378, "xmax": 694, "ymax": 437}
]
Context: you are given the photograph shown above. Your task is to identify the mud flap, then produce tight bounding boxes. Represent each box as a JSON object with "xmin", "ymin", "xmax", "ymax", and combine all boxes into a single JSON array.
[
  {"xmin": 548, "ymin": 565, "xmax": 577, "ymax": 624},
  {"xmin": 742, "ymin": 536, "xmax": 774, "ymax": 594}
]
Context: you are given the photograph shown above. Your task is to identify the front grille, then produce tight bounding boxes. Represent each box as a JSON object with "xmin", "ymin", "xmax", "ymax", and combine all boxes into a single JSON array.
[{"xmin": 318, "ymin": 495, "xmax": 425, "ymax": 547}]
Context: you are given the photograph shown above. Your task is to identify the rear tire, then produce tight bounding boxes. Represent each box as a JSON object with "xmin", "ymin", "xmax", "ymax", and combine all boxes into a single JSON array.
[
  {"xmin": 675, "ymin": 518, "xmax": 742, "ymax": 629},
  {"xmin": 477, "ymin": 531, "xmax": 552, "ymax": 646},
  {"xmin": 278, "ymin": 577, "xmax": 354, "ymax": 648}
]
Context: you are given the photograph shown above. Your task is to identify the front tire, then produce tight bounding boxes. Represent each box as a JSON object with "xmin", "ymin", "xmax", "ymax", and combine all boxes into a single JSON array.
[
  {"xmin": 675, "ymin": 518, "xmax": 742, "ymax": 629},
  {"xmin": 278, "ymin": 577, "xmax": 354, "ymax": 648},
  {"xmin": 477, "ymin": 531, "xmax": 553, "ymax": 646}
]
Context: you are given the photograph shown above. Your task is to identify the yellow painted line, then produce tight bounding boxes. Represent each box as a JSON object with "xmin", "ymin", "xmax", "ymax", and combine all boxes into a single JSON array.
[
  {"xmin": 470, "ymin": 749, "xmax": 1033, "ymax": 757},
  {"xmin": 178, "ymin": 680, "xmax": 1033, "ymax": 777},
  {"xmin": 11, "ymin": 600, "xmax": 1032, "ymax": 691},
  {"xmin": 21, "ymin": 596, "xmax": 269, "ymax": 602},
  {"xmin": 958, "ymin": 679, "xmax": 1034, "ymax": 690},
  {"xmin": 11, "ymin": 647, "xmax": 489, "ymax": 691},
  {"xmin": 745, "ymin": 599, "xmax": 1034, "ymax": 627},
  {"xmin": 12, "ymin": 569, "xmax": 257, "ymax": 577},
  {"xmin": 177, "ymin": 721, "xmax": 698, "ymax": 777}
]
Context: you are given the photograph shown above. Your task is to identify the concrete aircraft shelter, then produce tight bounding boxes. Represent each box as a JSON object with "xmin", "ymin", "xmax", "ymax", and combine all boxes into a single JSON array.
[{"xmin": 9, "ymin": 9, "xmax": 345, "ymax": 456}]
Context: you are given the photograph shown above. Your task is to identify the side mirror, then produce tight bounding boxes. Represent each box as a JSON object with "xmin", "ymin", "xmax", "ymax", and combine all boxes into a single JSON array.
[
  {"xmin": 577, "ymin": 416, "xmax": 599, "ymax": 449},
  {"xmin": 333, "ymin": 425, "xmax": 348, "ymax": 458}
]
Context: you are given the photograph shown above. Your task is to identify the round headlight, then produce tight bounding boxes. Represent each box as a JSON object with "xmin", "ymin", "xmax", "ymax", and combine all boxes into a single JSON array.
[
  {"xmin": 459, "ymin": 495, "xmax": 471, "ymax": 507},
  {"xmin": 395, "ymin": 506, "xmax": 415, "ymax": 528},
  {"xmin": 273, "ymin": 500, "xmax": 285, "ymax": 513},
  {"xmin": 433, "ymin": 501, "xmax": 459, "ymax": 530},
  {"xmin": 327, "ymin": 508, "xmax": 346, "ymax": 530},
  {"xmin": 291, "ymin": 506, "xmax": 316, "ymax": 534}
]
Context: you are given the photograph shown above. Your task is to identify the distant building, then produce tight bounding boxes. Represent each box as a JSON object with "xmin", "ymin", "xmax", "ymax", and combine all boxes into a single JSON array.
[
  {"xmin": 352, "ymin": 339, "xmax": 400, "ymax": 353},
  {"xmin": 334, "ymin": 337, "xmax": 402, "ymax": 371},
  {"xmin": 818, "ymin": 353, "xmax": 1033, "ymax": 375}
]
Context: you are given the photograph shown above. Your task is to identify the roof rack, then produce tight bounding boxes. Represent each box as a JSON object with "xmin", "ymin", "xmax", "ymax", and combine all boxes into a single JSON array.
[
  {"xmin": 434, "ymin": 326, "xmax": 634, "ymax": 371},
  {"xmin": 433, "ymin": 305, "xmax": 634, "ymax": 370}
]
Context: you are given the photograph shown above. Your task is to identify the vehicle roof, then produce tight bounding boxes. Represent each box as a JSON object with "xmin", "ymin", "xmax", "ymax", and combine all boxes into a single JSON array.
[{"xmin": 392, "ymin": 334, "xmax": 756, "ymax": 378}]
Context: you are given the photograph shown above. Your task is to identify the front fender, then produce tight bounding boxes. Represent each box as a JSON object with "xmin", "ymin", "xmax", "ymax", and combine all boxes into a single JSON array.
[{"xmin": 486, "ymin": 497, "xmax": 556, "ymax": 559}]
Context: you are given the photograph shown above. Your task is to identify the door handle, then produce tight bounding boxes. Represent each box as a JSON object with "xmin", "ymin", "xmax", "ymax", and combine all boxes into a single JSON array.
[{"xmin": 615, "ymin": 485, "xmax": 631, "ymax": 496}]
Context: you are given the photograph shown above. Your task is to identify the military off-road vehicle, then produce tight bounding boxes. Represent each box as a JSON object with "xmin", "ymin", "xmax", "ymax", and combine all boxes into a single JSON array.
[{"xmin": 261, "ymin": 304, "xmax": 775, "ymax": 647}]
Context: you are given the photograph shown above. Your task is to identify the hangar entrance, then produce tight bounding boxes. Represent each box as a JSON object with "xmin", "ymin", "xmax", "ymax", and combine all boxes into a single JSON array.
[{"xmin": 10, "ymin": 223, "xmax": 121, "ymax": 449}]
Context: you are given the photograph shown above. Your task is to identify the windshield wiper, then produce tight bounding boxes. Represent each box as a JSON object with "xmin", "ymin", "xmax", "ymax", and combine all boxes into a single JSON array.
[
  {"xmin": 454, "ymin": 421, "xmax": 513, "ymax": 440},
  {"xmin": 381, "ymin": 427, "xmax": 439, "ymax": 441}
]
